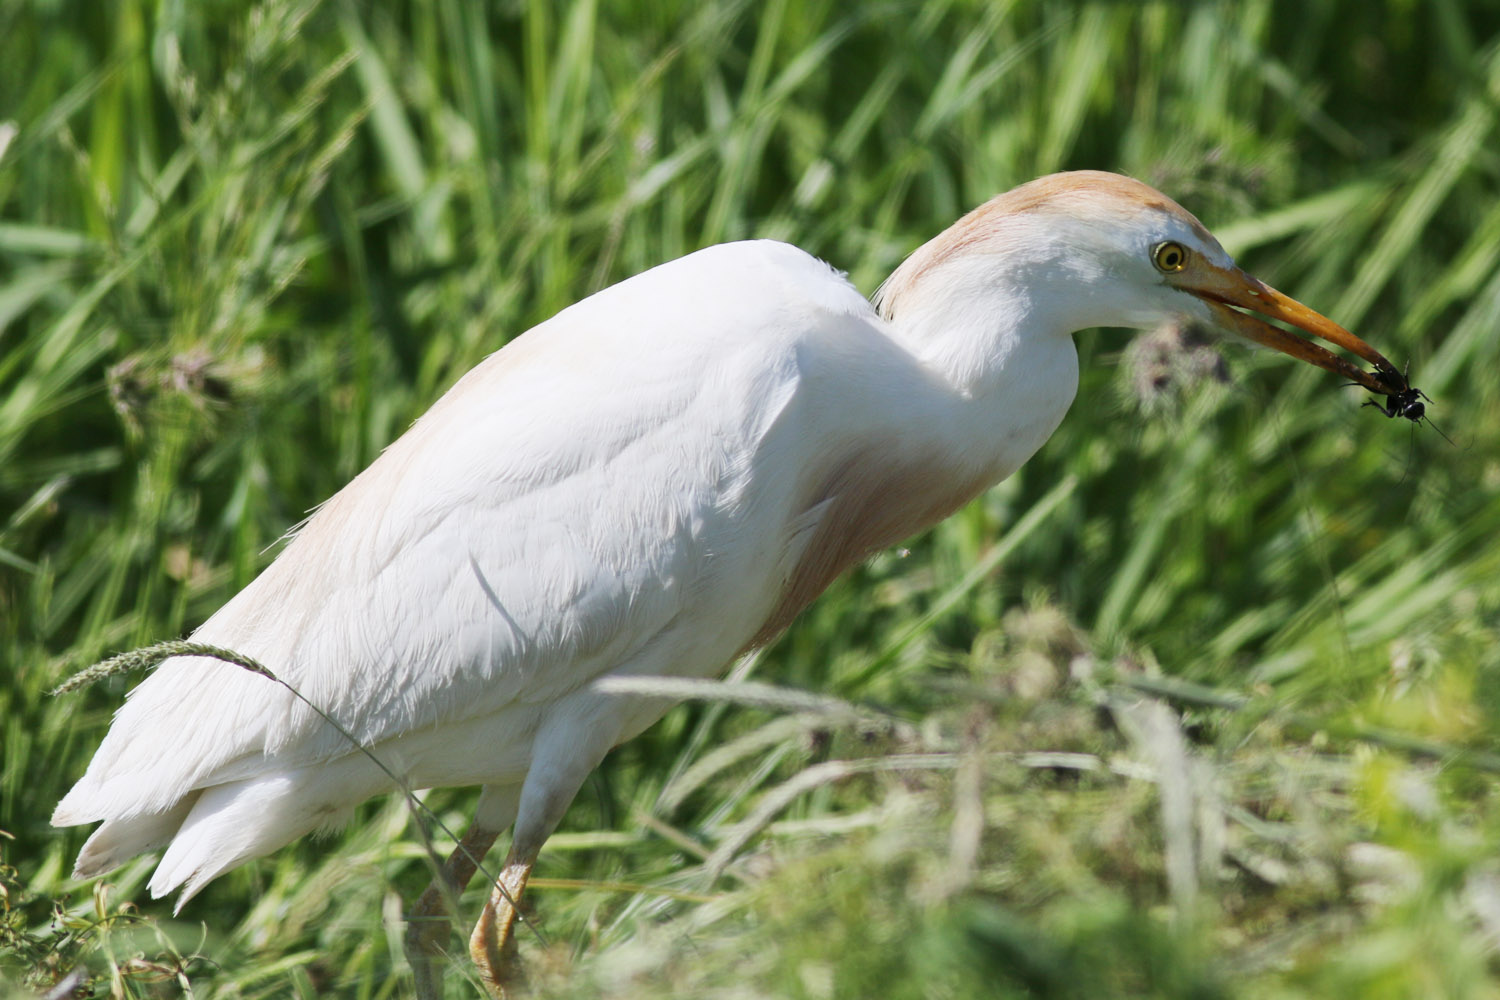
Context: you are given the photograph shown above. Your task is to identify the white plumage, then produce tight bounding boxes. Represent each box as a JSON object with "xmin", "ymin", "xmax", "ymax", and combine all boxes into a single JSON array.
[
  {"xmin": 55, "ymin": 172, "xmax": 1401, "ymax": 996},
  {"xmin": 59, "ymin": 242, "xmax": 879, "ymax": 890}
]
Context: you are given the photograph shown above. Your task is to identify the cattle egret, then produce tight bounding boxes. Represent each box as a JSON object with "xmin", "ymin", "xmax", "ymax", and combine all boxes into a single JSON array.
[{"xmin": 54, "ymin": 171, "xmax": 1404, "ymax": 996}]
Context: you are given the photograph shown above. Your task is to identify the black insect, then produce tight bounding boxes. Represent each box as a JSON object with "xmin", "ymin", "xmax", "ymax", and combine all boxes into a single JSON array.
[
  {"xmin": 1357, "ymin": 363, "xmax": 1453, "ymax": 444},
  {"xmin": 1363, "ymin": 385, "xmax": 1429, "ymax": 422}
]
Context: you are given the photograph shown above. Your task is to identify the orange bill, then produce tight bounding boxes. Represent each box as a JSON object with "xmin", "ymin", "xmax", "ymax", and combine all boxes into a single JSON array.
[{"xmin": 1175, "ymin": 263, "xmax": 1401, "ymax": 395}]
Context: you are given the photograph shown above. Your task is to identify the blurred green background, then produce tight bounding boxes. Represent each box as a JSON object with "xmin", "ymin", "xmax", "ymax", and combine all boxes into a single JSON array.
[{"xmin": 4, "ymin": 0, "xmax": 1500, "ymax": 996}]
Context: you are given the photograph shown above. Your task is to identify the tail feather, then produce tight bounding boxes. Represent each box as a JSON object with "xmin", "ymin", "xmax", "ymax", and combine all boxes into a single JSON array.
[
  {"xmin": 71, "ymin": 799, "xmax": 197, "ymax": 879},
  {"xmin": 147, "ymin": 756, "xmax": 388, "ymax": 910},
  {"xmin": 52, "ymin": 779, "xmax": 107, "ymax": 827}
]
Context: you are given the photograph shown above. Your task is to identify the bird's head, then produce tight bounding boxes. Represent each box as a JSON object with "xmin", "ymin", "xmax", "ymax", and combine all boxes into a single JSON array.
[{"xmin": 877, "ymin": 170, "xmax": 1399, "ymax": 393}]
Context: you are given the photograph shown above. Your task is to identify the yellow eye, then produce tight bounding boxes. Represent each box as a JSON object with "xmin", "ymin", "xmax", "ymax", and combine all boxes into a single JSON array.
[{"xmin": 1152, "ymin": 241, "xmax": 1188, "ymax": 272}]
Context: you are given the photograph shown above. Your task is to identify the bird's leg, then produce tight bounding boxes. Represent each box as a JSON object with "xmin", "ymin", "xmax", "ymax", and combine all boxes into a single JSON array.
[
  {"xmin": 405, "ymin": 783, "xmax": 521, "ymax": 999},
  {"xmin": 468, "ymin": 843, "xmax": 538, "ymax": 998},
  {"xmin": 406, "ymin": 821, "xmax": 501, "ymax": 999},
  {"xmin": 466, "ymin": 702, "xmax": 622, "ymax": 996}
]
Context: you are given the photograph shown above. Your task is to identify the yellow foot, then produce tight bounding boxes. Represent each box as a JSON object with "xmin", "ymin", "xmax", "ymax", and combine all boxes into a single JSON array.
[{"xmin": 469, "ymin": 855, "xmax": 534, "ymax": 999}]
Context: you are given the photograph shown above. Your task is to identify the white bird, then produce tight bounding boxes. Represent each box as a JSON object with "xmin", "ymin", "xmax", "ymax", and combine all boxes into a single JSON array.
[{"xmin": 54, "ymin": 171, "xmax": 1403, "ymax": 996}]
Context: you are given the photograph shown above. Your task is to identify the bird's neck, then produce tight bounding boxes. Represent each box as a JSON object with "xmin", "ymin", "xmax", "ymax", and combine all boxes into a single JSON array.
[
  {"xmin": 746, "ymin": 287, "xmax": 1079, "ymax": 649},
  {"xmin": 881, "ymin": 272, "xmax": 1083, "ymax": 485}
]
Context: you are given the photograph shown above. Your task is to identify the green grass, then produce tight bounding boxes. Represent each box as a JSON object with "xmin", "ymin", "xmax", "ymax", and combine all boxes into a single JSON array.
[{"xmin": 4, "ymin": 0, "xmax": 1500, "ymax": 996}]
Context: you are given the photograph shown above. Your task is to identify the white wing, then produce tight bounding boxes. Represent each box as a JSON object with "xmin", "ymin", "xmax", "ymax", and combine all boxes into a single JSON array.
[{"xmin": 54, "ymin": 241, "xmax": 884, "ymax": 893}]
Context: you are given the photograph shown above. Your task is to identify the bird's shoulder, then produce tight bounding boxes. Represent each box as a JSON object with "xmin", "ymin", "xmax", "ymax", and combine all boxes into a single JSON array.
[
  {"xmin": 400, "ymin": 239, "xmax": 870, "ymax": 422},
  {"xmin": 650, "ymin": 239, "xmax": 873, "ymax": 321}
]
